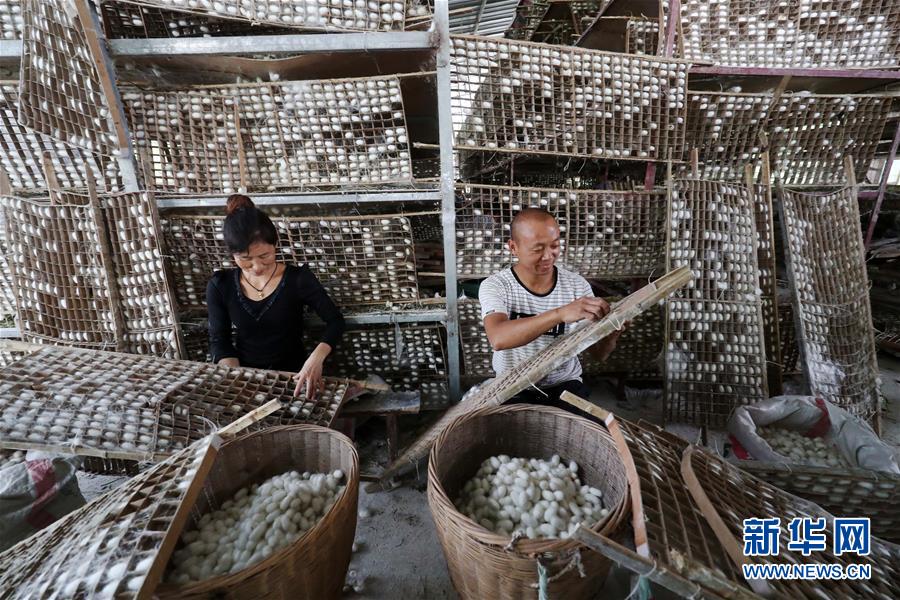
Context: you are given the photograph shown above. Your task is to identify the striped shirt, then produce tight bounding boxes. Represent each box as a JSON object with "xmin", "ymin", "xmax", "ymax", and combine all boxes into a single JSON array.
[{"xmin": 478, "ymin": 265, "xmax": 594, "ymax": 386}]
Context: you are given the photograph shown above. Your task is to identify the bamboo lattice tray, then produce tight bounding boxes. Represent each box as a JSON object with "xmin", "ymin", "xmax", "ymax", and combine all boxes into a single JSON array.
[
  {"xmin": 735, "ymin": 460, "xmax": 900, "ymax": 544},
  {"xmin": 0, "ymin": 345, "xmax": 350, "ymax": 461},
  {"xmin": 778, "ymin": 302, "xmax": 801, "ymax": 374},
  {"xmin": 0, "ymin": 208, "xmax": 14, "ymax": 319},
  {"xmin": 581, "ymin": 299, "xmax": 663, "ymax": 377},
  {"xmin": 449, "ymin": 35, "xmax": 689, "ymax": 161},
  {"xmin": 685, "ymin": 446, "xmax": 900, "ymax": 598},
  {"xmin": 455, "ymin": 183, "xmax": 667, "ymax": 280},
  {"xmin": 0, "ymin": 84, "xmax": 122, "ymax": 193},
  {"xmin": 311, "ymin": 322, "xmax": 450, "ymax": 408},
  {"xmin": 625, "ymin": 18, "xmax": 659, "ymax": 55},
  {"xmin": 683, "ymin": 91, "xmax": 893, "ymax": 185},
  {"xmin": 617, "ymin": 420, "xmax": 748, "ymax": 588},
  {"xmin": 2, "ymin": 191, "xmax": 182, "ymax": 358},
  {"xmin": 778, "ymin": 185, "xmax": 882, "ymax": 424},
  {"xmin": 99, "ymin": 0, "xmax": 292, "ymax": 38},
  {"xmin": 0, "ymin": 434, "xmax": 220, "ymax": 599},
  {"xmin": 123, "ymin": 77, "xmax": 414, "ymax": 194},
  {"xmin": 0, "ymin": 1, "xmax": 21, "ymax": 40},
  {"xmin": 110, "ymin": 0, "xmax": 431, "ymax": 33},
  {"xmin": 20, "ymin": 0, "xmax": 121, "ymax": 156},
  {"xmin": 457, "ymin": 295, "xmax": 664, "ymax": 378},
  {"xmin": 664, "ymin": 178, "xmax": 768, "ymax": 427},
  {"xmin": 457, "ymin": 297, "xmax": 493, "ymax": 377},
  {"xmin": 678, "ymin": 0, "xmax": 900, "ymax": 69},
  {"xmin": 752, "ymin": 179, "xmax": 781, "ymax": 394},
  {"xmin": 159, "ymin": 211, "xmax": 423, "ymax": 310}
]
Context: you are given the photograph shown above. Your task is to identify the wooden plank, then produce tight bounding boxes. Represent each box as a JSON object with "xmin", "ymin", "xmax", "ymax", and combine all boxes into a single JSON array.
[
  {"xmin": 86, "ymin": 177, "xmax": 127, "ymax": 352},
  {"xmin": 72, "ymin": 0, "xmax": 131, "ymax": 151},
  {"xmin": 559, "ymin": 391, "xmax": 649, "ymax": 557},
  {"xmin": 217, "ymin": 398, "xmax": 285, "ymax": 437},
  {"xmin": 572, "ymin": 526, "xmax": 753, "ymax": 600},
  {"xmin": 340, "ymin": 391, "xmax": 421, "ymax": 416},
  {"xmin": 0, "ymin": 340, "xmax": 42, "ymax": 353},
  {"xmin": 138, "ymin": 436, "xmax": 221, "ymax": 600},
  {"xmin": 680, "ymin": 446, "xmax": 773, "ymax": 598},
  {"xmin": 0, "ymin": 166, "xmax": 11, "ymax": 195}
]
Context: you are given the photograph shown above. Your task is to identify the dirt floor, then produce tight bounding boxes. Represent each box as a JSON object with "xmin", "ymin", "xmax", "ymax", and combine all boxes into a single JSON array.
[{"xmin": 76, "ymin": 353, "xmax": 900, "ymax": 599}]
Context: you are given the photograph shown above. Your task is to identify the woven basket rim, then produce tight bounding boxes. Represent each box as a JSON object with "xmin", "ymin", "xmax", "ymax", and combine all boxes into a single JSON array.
[
  {"xmin": 428, "ymin": 403, "xmax": 628, "ymax": 556},
  {"xmin": 158, "ymin": 424, "xmax": 358, "ymax": 593}
]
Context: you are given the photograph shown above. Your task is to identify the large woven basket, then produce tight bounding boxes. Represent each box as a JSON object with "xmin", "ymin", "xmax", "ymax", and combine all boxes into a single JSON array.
[
  {"xmin": 737, "ymin": 460, "xmax": 900, "ymax": 543},
  {"xmin": 428, "ymin": 404, "xmax": 630, "ymax": 599},
  {"xmin": 157, "ymin": 425, "xmax": 359, "ymax": 599}
]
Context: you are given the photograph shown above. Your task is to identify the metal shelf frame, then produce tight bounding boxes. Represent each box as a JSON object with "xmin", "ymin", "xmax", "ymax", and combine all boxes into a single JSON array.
[
  {"xmin": 0, "ymin": 2, "xmax": 462, "ymax": 401},
  {"xmin": 156, "ymin": 190, "xmax": 443, "ymax": 208},
  {"xmin": 312, "ymin": 308, "xmax": 447, "ymax": 326}
]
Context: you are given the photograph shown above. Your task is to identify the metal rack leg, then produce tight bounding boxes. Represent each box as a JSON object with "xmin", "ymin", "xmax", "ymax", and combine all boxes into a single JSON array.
[{"xmin": 435, "ymin": 0, "xmax": 461, "ymax": 403}]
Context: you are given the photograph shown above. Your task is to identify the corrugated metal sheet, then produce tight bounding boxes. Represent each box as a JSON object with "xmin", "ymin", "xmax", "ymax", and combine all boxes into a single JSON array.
[{"xmin": 449, "ymin": 0, "xmax": 519, "ymax": 36}]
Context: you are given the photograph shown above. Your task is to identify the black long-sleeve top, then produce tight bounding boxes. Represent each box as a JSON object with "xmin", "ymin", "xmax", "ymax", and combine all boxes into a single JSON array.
[{"xmin": 206, "ymin": 264, "xmax": 345, "ymax": 372}]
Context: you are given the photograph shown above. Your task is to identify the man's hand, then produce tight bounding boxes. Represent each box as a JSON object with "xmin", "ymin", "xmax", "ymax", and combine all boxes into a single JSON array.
[
  {"xmin": 591, "ymin": 321, "xmax": 630, "ymax": 362},
  {"xmin": 555, "ymin": 296, "xmax": 611, "ymax": 324},
  {"xmin": 217, "ymin": 357, "xmax": 240, "ymax": 368}
]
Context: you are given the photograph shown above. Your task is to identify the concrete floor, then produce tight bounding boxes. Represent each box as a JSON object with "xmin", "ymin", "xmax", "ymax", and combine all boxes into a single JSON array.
[{"xmin": 76, "ymin": 353, "xmax": 900, "ymax": 599}]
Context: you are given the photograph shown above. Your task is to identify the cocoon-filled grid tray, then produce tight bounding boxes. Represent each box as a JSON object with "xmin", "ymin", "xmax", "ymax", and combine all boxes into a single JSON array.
[
  {"xmin": 99, "ymin": 1, "xmax": 293, "ymax": 38},
  {"xmin": 2, "ymin": 190, "xmax": 182, "ymax": 358},
  {"xmin": 0, "ymin": 434, "xmax": 221, "ymax": 599},
  {"xmin": 778, "ymin": 184, "xmax": 882, "ymax": 425},
  {"xmin": 625, "ymin": 18, "xmax": 660, "ymax": 55},
  {"xmin": 123, "ymin": 76, "xmax": 414, "ymax": 194},
  {"xmin": 449, "ymin": 35, "xmax": 689, "ymax": 161},
  {"xmin": 310, "ymin": 321, "xmax": 450, "ymax": 409},
  {"xmin": 664, "ymin": 178, "xmax": 768, "ymax": 427},
  {"xmin": 683, "ymin": 91, "xmax": 893, "ymax": 185},
  {"xmin": 0, "ymin": 84, "xmax": 122, "ymax": 194},
  {"xmin": 159, "ymin": 211, "xmax": 424, "ymax": 310},
  {"xmin": 0, "ymin": 345, "xmax": 350, "ymax": 461},
  {"xmin": 19, "ymin": 0, "xmax": 122, "ymax": 156},
  {"xmin": 109, "ymin": 0, "xmax": 430, "ymax": 33},
  {"xmin": 678, "ymin": 0, "xmax": 900, "ymax": 69},
  {"xmin": 455, "ymin": 183, "xmax": 666, "ymax": 280}
]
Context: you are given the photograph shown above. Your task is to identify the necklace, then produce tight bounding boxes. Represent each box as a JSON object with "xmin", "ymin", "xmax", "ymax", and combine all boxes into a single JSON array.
[{"xmin": 242, "ymin": 264, "xmax": 278, "ymax": 299}]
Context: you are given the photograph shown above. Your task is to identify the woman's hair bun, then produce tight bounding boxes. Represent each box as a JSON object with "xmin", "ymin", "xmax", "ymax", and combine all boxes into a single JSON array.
[{"xmin": 225, "ymin": 194, "xmax": 255, "ymax": 216}]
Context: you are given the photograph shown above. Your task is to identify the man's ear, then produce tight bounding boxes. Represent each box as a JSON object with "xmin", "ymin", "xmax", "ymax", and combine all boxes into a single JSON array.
[{"xmin": 508, "ymin": 238, "xmax": 517, "ymax": 257}]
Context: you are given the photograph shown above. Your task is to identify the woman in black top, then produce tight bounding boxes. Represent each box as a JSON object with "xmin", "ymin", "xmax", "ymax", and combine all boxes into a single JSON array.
[{"xmin": 206, "ymin": 195, "xmax": 345, "ymax": 398}]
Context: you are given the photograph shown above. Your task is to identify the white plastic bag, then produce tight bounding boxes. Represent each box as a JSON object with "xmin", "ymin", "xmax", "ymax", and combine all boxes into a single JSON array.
[
  {"xmin": 727, "ymin": 395, "xmax": 899, "ymax": 474},
  {"xmin": 0, "ymin": 454, "xmax": 85, "ymax": 551}
]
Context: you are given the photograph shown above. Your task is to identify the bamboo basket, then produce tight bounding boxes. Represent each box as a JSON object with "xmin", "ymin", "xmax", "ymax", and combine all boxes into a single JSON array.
[
  {"xmin": 157, "ymin": 425, "xmax": 359, "ymax": 599},
  {"xmin": 428, "ymin": 404, "xmax": 630, "ymax": 600}
]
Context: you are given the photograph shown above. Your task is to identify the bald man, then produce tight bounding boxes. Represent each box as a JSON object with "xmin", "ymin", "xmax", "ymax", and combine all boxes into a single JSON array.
[{"xmin": 478, "ymin": 208, "xmax": 623, "ymax": 406}]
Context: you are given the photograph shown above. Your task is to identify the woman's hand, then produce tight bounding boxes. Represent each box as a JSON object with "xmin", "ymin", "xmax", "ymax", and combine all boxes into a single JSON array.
[
  {"xmin": 218, "ymin": 357, "xmax": 240, "ymax": 368},
  {"xmin": 293, "ymin": 343, "xmax": 332, "ymax": 399}
]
